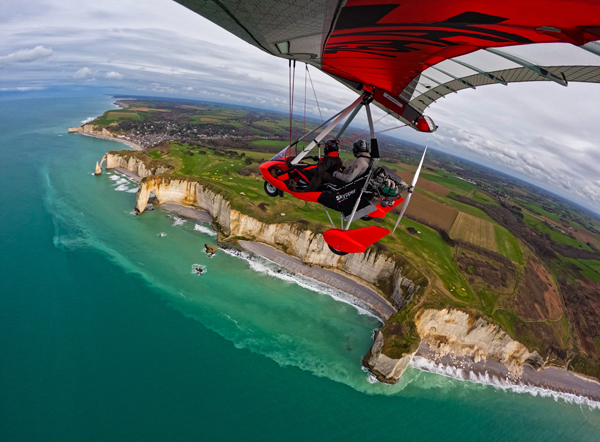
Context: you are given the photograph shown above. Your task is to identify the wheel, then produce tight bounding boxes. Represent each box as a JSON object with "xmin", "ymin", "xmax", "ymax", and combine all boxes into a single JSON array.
[
  {"xmin": 264, "ymin": 181, "xmax": 279, "ymax": 197},
  {"xmin": 360, "ymin": 216, "xmax": 373, "ymax": 221},
  {"xmin": 328, "ymin": 245, "xmax": 348, "ymax": 256}
]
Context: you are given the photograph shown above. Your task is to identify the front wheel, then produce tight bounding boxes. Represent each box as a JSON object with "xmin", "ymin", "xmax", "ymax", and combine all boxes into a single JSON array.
[
  {"xmin": 328, "ymin": 245, "xmax": 348, "ymax": 256},
  {"xmin": 264, "ymin": 181, "xmax": 279, "ymax": 197}
]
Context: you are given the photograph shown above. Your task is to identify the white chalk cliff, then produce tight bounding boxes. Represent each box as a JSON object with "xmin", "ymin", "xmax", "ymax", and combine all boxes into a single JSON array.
[
  {"xmin": 108, "ymin": 152, "xmax": 543, "ymax": 385},
  {"xmin": 134, "ymin": 176, "xmax": 419, "ymax": 306}
]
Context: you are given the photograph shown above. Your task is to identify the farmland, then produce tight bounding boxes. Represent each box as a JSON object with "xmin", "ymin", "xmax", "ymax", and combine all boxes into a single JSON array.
[{"xmin": 449, "ymin": 212, "xmax": 497, "ymax": 251}]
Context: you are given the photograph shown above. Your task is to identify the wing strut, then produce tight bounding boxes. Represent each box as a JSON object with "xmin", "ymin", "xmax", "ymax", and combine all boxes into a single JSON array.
[
  {"xmin": 392, "ymin": 146, "xmax": 428, "ymax": 233},
  {"xmin": 291, "ymin": 94, "xmax": 365, "ymax": 165},
  {"xmin": 344, "ymin": 98, "xmax": 380, "ymax": 231}
]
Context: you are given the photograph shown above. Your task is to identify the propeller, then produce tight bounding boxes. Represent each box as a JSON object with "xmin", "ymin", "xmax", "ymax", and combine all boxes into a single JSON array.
[{"xmin": 392, "ymin": 145, "xmax": 428, "ymax": 233}]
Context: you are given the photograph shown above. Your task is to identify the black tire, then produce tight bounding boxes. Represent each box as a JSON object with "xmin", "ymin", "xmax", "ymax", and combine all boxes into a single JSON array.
[
  {"xmin": 264, "ymin": 181, "xmax": 279, "ymax": 197},
  {"xmin": 360, "ymin": 216, "xmax": 373, "ymax": 221},
  {"xmin": 328, "ymin": 245, "xmax": 348, "ymax": 256}
]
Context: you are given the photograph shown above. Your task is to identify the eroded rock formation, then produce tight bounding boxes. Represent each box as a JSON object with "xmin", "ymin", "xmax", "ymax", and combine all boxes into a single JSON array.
[{"xmin": 415, "ymin": 308, "xmax": 544, "ymax": 377}]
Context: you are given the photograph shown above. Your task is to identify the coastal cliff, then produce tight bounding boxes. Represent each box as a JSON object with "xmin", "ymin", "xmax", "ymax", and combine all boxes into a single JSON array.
[
  {"xmin": 104, "ymin": 151, "xmax": 171, "ymax": 178},
  {"xmin": 133, "ymin": 174, "xmax": 547, "ymax": 385},
  {"xmin": 135, "ymin": 175, "xmax": 420, "ymax": 308},
  {"xmin": 364, "ymin": 308, "xmax": 545, "ymax": 384},
  {"xmin": 415, "ymin": 308, "xmax": 544, "ymax": 376},
  {"xmin": 100, "ymin": 151, "xmax": 600, "ymax": 396}
]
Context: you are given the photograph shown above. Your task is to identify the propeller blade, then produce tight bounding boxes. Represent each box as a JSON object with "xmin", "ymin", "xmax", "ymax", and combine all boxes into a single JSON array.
[{"xmin": 392, "ymin": 145, "xmax": 428, "ymax": 233}]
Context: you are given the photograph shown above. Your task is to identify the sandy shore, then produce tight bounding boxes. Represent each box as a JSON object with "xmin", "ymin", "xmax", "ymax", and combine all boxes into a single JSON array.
[
  {"xmin": 113, "ymin": 167, "xmax": 141, "ymax": 183},
  {"xmin": 77, "ymin": 131, "xmax": 143, "ymax": 151},
  {"xmin": 238, "ymin": 240, "xmax": 396, "ymax": 321},
  {"xmin": 161, "ymin": 203, "xmax": 214, "ymax": 223},
  {"xmin": 414, "ymin": 342, "xmax": 600, "ymax": 403}
]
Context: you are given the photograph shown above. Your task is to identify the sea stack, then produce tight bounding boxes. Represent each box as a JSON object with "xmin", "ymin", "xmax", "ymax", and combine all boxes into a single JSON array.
[{"xmin": 94, "ymin": 161, "xmax": 102, "ymax": 175}]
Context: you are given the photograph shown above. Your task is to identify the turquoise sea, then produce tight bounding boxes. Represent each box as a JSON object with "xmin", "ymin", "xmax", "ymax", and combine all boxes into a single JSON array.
[{"xmin": 1, "ymin": 92, "xmax": 599, "ymax": 441}]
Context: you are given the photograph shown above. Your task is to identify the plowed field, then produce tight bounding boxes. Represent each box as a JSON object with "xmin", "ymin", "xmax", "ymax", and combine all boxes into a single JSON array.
[
  {"xmin": 402, "ymin": 192, "xmax": 458, "ymax": 231},
  {"xmin": 450, "ymin": 212, "xmax": 497, "ymax": 251}
]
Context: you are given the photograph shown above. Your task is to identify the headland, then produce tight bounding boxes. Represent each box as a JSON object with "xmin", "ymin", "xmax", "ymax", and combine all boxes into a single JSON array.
[{"xmin": 78, "ymin": 97, "xmax": 600, "ymax": 404}]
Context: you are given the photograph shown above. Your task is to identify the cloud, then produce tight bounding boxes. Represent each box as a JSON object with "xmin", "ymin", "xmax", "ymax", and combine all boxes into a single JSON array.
[
  {"xmin": 0, "ymin": 86, "xmax": 46, "ymax": 91},
  {"xmin": 74, "ymin": 67, "xmax": 94, "ymax": 79},
  {"xmin": 521, "ymin": 153, "xmax": 546, "ymax": 171},
  {"xmin": 105, "ymin": 71, "xmax": 123, "ymax": 80},
  {"xmin": 0, "ymin": 46, "xmax": 52, "ymax": 69}
]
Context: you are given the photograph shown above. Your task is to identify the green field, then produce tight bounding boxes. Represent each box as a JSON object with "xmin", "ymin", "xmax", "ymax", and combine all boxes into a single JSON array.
[
  {"xmin": 563, "ymin": 258, "xmax": 600, "ymax": 282},
  {"xmin": 494, "ymin": 225, "xmax": 523, "ymax": 264},
  {"xmin": 523, "ymin": 213, "xmax": 594, "ymax": 251},
  {"xmin": 420, "ymin": 172, "xmax": 480, "ymax": 195},
  {"xmin": 522, "ymin": 203, "xmax": 562, "ymax": 221},
  {"xmin": 471, "ymin": 190, "xmax": 498, "ymax": 206},
  {"xmin": 251, "ymin": 139, "xmax": 291, "ymax": 148}
]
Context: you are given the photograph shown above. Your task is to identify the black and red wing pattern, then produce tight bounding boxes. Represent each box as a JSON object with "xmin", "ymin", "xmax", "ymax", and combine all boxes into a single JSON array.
[{"xmin": 175, "ymin": 0, "xmax": 600, "ymax": 126}]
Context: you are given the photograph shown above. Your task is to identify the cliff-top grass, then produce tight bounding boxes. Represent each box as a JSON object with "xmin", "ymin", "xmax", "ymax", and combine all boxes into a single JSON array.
[{"xmin": 131, "ymin": 142, "xmax": 589, "ymax": 365}]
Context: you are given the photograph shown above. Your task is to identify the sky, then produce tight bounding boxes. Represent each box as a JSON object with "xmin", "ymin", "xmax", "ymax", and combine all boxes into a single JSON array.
[{"xmin": 2, "ymin": 0, "xmax": 600, "ymax": 213}]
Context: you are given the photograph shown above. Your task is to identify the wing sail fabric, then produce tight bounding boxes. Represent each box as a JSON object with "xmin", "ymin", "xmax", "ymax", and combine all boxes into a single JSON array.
[{"xmin": 176, "ymin": 0, "xmax": 600, "ymax": 130}]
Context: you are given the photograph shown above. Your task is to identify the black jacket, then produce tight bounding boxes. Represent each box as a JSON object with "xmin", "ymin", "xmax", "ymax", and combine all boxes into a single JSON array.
[{"xmin": 314, "ymin": 154, "xmax": 342, "ymax": 175}]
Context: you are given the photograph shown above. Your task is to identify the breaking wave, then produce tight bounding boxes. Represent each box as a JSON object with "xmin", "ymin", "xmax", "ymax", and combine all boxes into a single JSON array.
[
  {"xmin": 81, "ymin": 117, "xmax": 95, "ymax": 124},
  {"xmin": 194, "ymin": 223, "xmax": 217, "ymax": 237},
  {"xmin": 410, "ymin": 356, "xmax": 600, "ymax": 409},
  {"xmin": 171, "ymin": 216, "xmax": 187, "ymax": 227},
  {"xmin": 221, "ymin": 247, "xmax": 381, "ymax": 323}
]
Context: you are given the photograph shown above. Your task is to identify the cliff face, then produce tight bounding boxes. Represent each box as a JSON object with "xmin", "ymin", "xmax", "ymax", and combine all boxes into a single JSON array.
[
  {"xmin": 105, "ymin": 152, "xmax": 171, "ymax": 178},
  {"xmin": 366, "ymin": 307, "xmax": 545, "ymax": 383},
  {"xmin": 132, "ymin": 175, "xmax": 547, "ymax": 385},
  {"xmin": 135, "ymin": 177, "xmax": 420, "ymax": 299},
  {"xmin": 415, "ymin": 308, "xmax": 544, "ymax": 376},
  {"xmin": 365, "ymin": 331, "xmax": 416, "ymax": 383},
  {"xmin": 82, "ymin": 124, "xmax": 112, "ymax": 136}
]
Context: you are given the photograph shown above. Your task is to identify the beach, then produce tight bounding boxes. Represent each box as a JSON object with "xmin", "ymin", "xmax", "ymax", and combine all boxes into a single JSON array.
[
  {"xmin": 414, "ymin": 342, "xmax": 600, "ymax": 403},
  {"xmin": 77, "ymin": 131, "xmax": 143, "ymax": 151}
]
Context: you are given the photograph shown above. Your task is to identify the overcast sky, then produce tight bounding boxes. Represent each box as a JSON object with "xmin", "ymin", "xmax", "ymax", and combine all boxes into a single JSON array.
[{"xmin": 2, "ymin": 0, "xmax": 600, "ymax": 214}]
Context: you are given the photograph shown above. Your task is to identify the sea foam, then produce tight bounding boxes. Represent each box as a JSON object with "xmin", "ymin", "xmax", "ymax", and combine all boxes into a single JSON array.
[
  {"xmin": 194, "ymin": 223, "xmax": 217, "ymax": 237},
  {"xmin": 410, "ymin": 356, "xmax": 600, "ymax": 409},
  {"xmin": 172, "ymin": 216, "xmax": 187, "ymax": 227},
  {"xmin": 221, "ymin": 248, "xmax": 381, "ymax": 322}
]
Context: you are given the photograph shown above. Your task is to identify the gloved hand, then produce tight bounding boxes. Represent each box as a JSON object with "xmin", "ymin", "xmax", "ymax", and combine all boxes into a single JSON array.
[{"xmin": 407, "ymin": 185, "xmax": 415, "ymax": 193}]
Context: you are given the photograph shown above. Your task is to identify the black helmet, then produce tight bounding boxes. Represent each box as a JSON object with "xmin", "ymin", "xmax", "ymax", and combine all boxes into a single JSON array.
[
  {"xmin": 352, "ymin": 139, "xmax": 369, "ymax": 157},
  {"xmin": 324, "ymin": 139, "xmax": 339, "ymax": 155}
]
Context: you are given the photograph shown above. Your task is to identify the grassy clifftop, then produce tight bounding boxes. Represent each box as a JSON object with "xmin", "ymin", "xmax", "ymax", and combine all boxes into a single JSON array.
[{"xmin": 122, "ymin": 137, "xmax": 600, "ymax": 378}]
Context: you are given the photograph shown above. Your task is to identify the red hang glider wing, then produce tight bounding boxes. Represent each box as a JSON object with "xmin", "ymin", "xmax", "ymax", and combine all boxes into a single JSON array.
[{"xmin": 175, "ymin": 0, "xmax": 600, "ymax": 127}]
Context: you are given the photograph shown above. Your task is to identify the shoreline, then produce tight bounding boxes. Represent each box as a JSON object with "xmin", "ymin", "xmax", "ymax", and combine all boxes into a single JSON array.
[
  {"xmin": 101, "ymin": 159, "xmax": 600, "ymax": 405},
  {"xmin": 413, "ymin": 342, "xmax": 600, "ymax": 404},
  {"xmin": 161, "ymin": 203, "xmax": 213, "ymax": 223},
  {"xmin": 238, "ymin": 240, "xmax": 395, "ymax": 321},
  {"xmin": 77, "ymin": 131, "xmax": 143, "ymax": 151}
]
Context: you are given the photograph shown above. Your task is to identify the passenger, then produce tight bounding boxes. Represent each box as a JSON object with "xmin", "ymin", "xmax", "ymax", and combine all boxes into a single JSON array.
[
  {"xmin": 303, "ymin": 139, "xmax": 343, "ymax": 192},
  {"xmin": 332, "ymin": 139, "xmax": 371, "ymax": 183}
]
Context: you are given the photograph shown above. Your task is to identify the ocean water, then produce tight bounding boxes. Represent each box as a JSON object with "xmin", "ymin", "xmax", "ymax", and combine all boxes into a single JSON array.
[{"xmin": 1, "ymin": 92, "xmax": 599, "ymax": 441}]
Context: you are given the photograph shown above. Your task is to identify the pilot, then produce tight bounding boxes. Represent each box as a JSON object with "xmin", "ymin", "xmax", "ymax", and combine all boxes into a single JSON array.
[
  {"xmin": 332, "ymin": 139, "xmax": 371, "ymax": 183},
  {"xmin": 304, "ymin": 139, "xmax": 343, "ymax": 192}
]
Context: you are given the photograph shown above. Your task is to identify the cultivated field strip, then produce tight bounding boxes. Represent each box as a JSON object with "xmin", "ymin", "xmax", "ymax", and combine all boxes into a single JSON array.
[{"xmin": 450, "ymin": 212, "xmax": 497, "ymax": 251}]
